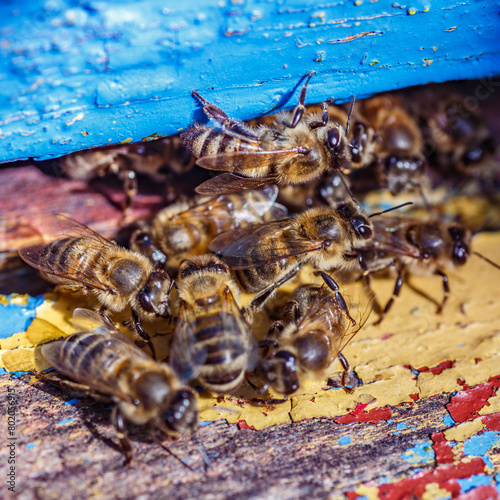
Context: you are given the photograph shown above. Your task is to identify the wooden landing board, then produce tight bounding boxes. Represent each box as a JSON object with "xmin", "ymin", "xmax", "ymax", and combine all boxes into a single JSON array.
[{"xmin": 1, "ymin": 233, "xmax": 500, "ymax": 498}]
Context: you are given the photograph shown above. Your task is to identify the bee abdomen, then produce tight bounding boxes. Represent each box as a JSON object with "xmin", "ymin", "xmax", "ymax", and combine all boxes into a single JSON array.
[
  {"xmin": 194, "ymin": 313, "xmax": 248, "ymax": 389},
  {"xmin": 181, "ymin": 125, "xmax": 256, "ymax": 158},
  {"xmin": 45, "ymin": 237, "xmax": 101, "ymax": 279},
  {"xmin": 60, "ymin": 331, "xmax": 122, "ymax": 375}
]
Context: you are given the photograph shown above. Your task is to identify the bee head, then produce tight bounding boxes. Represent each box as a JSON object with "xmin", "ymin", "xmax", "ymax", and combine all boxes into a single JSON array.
[
  {"xmin": 130, "ymin": 231, "xmax": 168, "ymax": 267},
  {"xmin": 448, "ymin": 225, "xmax": 470, "ymax": 266},
  {"xmin": 161, "ymin": 389, "xmax": 198, "ymax": 435},
  {"xmin": 336, "ymin": 202, "xmax": 373, "ymax": 243},
  {"xmin": 349, "ymin": 122, "xmax": 368, "ymax": 165},
  {"xmin": 384, "ymin": 155, "xmax": 425, "ymax": 195},
  {"xmin": 179, "ymin": 255, "xmax": 229, "ymax": 280},
  {"xmin": 137, "ymin": 269, "xmax": 173, "ymax": 318},
  {"xmin": 260, "ymin": 351, "xmax": 299, "ymax": 395},
  {"xmin": 461, "ymin": 137, "xmax": 495, "ymax": 167},
  {"xmin": 324, "ymin": 124, "xmax": 350, "ymax": 171}
]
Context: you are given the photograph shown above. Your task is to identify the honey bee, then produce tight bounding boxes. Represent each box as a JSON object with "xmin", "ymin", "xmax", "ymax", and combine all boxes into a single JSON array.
[
  {"xmin": 18, "ymin": 215, "xmax": 173, "ymax": 357},
  {"xmin": 41, "ymin": 308, "xmax": 198, "ymax": 465},
  {"xmin": 209, "ymin": 201, "xmax": 375, "ymax": 321},
  {"xmin": 131, "ymin": 185, "xmax": 287, "ymax": 271},
  {"xmin": 410, "ymin": 89, "xmax": 496, "ymax": 179},
  {"xmin": 258, "ymin": 285, "xmax": 358, "ymax": 395},
  {"xmin": 169, "ymin": 255, "xmax": 258, "ymax": 393},
  {"xmin": 347, "ymin": 95, "xmax": 427, "ymax": 195},
  {"xmin": 181, "ymin": 73, "xmax": 352, "ymax": 195},
  {"xmin": 60, "ymin": 136, "xmax": 195, "ymax": 209},
  {"xmin": 353, "ymin": 215, "xmax": 500, "ymax": 324}
]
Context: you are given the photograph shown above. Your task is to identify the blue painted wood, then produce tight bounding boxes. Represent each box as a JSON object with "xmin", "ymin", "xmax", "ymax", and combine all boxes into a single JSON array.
[{"xmin": 0, "ymin": 0, "xmax": 498, "ymax": 163}]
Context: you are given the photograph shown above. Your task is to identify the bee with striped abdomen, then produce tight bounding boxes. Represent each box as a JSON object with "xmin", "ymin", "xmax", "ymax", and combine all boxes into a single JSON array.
[
  {"xmin": 209, "ymin": 201, "xmax": 375, "ymax": 322},
  {"xmin": 258, "ymin": 285, "xmax": 359, "ymax": 395},
  {"xmin": 169, "ymin": 255, "xmax": 258, "ymax": 393},
  {"xmin": 19, "ymin": 215, "xmax": 173, "ymax": 357},
  {"xmin": 41, "ymin": 308, "xmax": 198, "ymax": 465},
  {"xmin": 130, "ymin": 185, "xmax": 287, "ymax": 271},
  {"xmin": 181, "ymin": 73, "xmax": 351, "ymax": 195}
]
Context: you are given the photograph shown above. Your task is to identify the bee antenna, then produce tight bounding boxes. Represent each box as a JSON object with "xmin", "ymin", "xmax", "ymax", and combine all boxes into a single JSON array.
[
  {"xmin": 339, "ymin": 174, "xmax": 361, "ymax": 208},
  {"xmin": 368, "ymin": 202, "xmax": 413, "ymax": 218},
  {"xmin": 345, "ymin": 95, "xmax": 355, "ymax": 135},
  {"xmin": 472, "ymin": 251, "xmax": 500, "ymax": 271},
  {"xmin": 154, "ymin": 435, "xmax": 194, "ymax": 471},
  {"xmin": 409, "ymin": 181, "xmax": 433, "ymax": 215}
]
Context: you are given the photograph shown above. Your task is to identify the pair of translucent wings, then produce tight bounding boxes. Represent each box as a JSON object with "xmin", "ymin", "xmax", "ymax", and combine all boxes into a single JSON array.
[
  {"xmin": 175, "ymin": 184, "xmax": 287, "ymax": 227},
  {"xmin": 208, "ymin": 218, "xmax": 326, "ymax": 270},
  {"xmin": 41, "ymin": 309, "xmax": 152, "ymax": 403},
  {"xmin": 18, "ymin": 215, "xmax": 120, "ymax": 293},
  {"xmin": 359, "ymin": 216, "xmax": 424, "ymax": 259}
]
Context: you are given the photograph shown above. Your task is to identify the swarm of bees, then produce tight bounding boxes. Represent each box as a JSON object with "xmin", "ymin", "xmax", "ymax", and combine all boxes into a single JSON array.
[{"xmin": 21, "ymin": 74, "xmax": 500, "ymax": 466}]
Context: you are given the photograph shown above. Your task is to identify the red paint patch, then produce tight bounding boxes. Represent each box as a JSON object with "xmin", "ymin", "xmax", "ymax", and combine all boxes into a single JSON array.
[
  {"xmin": 431, "ymin": 432, "xmax": 457, "ymax": 465},
  {"xmin": 409, "ymin": 393, "xmax": 419, "ymax": 401},
  {"xmin": 345, "ymin": 492, "xmax": 361, "ymax": 500},
  {"xmin": 481, "ymin": 412, "xmax": 500, "ymax": 431},
  {"xmin": 416, "ymin": 360, "xmax": 454, "ymax": 375},
  {"xmin": 446, "ymin": 383, "xmax": 496, "ymax": 423},
  {"xmin": 375, "ymin": 457, "xmax": 486, "ymax": 500},
  {"xmin": 431, "ymin": 360, "xmax": 455, "ymax": 375},
  {"xmin": 381, "ymin": 333, "xmax": 393, "ymax": 340},
  {"xmin": 335, "ymin": 406, "xmax": 391, "ymax": 424},
  {"xmin": 237, "ymin": 420, "xmax": 255, "ymax": 430},
  {"xmin": 455, "ymin": 484, "xmax": 499, "ymax": 499}
]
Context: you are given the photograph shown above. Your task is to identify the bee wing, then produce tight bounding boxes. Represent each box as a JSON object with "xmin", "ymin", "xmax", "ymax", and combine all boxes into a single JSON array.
[
  {"xmin": 196, "ymin": 148, "xmax": 305, "ymax": 173},
  {"xmin": 195, "ymin": 173, "xmax": 278, "ymax": 195},
  {"xmin": 18, "ymin": 215, "xmax": 116, "ymax": 292},
  {"xmin": 41, "ymin": 322, "xmax": 149, "ymax": 402},
  {"xmin": 209, "ymin": 220, "xmax": 323, "ymax": 269},
  {"xmin": 71, "ymin": 308, "xmax": 135, "ymax": 343},
  {"xmin": 221, "ymin": 289, "xmax": 260, "ymax": 371},
  {"xmin": 169, "ymin": 303, "xmax": 208, "ymax": 382},
  {"xmin": 175, "ymin": 184, "xmax": 281, "ymax": 226},
  {"xmin": 367, "ymin": 217, "xmax": 422, "ymax": 258}
]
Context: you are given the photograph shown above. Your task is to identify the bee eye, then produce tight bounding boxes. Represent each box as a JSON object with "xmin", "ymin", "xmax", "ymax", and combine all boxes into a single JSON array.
[
  {"xmin": 138, "ymin": 289, "xmax": 155, "ymax": 314},
  {"xmin": 328, "ymin": 127, "xmax": 341, "ymax": 150},
  {"xmin": 352, "ymin": 217, "xmax": 373, "ymax": 239}
]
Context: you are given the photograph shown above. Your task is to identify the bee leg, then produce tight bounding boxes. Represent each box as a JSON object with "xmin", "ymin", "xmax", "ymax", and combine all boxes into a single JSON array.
[
  {"xmin": 374, "ymin": 268, "xmax": 404, "ymax": 326},
  {"xmin": 131, "ymin": 310, "xmax": 157, "ymax": 360},
  {"xmin": 284, "ymin": 71, "xmax": 315, "ymax": 128},
  {"xmin": 111, "ymin": 406, "xmax": 133, "ymax": 466},
  {"xmin": 435, "ymin": 270, "xmax": 450, "ymax": 314},
  {"xmin": 192, "ymin": 90, "xmax": 260, "ymax": 143},
  {"xmin": 337, "ymin": 353, "xmax": 354, "ymax": 394},
  {"xmin": 259, "ymin": 323, "xmax": 283, "ymax": 348},
  {"xmin": 316, "ymin": 271, "xmax": 356, "ymax": 326},
  {"xmin": 357, "ymin": 255, "xmax": 381, "ymax": 313},
  {"xmin": 283, "ymin": 300, "xmax": 301, "ymax": 324},
  {"xmin": 309, "ymin": 98, "xmax": 334, "ymax": 130},
  {"xmin": 249, "ymin": 266, "xmax": 301, "ymax": 310}
]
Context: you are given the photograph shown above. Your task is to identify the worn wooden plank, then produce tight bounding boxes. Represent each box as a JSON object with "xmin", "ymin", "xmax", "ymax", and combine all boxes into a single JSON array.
[
  {"xmin": 0, "ymin": 0, "xmax": 499, "ymax": 162},
  {"xmin": 3, "ymin": 375, "xmax": 500, "ymax": 499}
]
